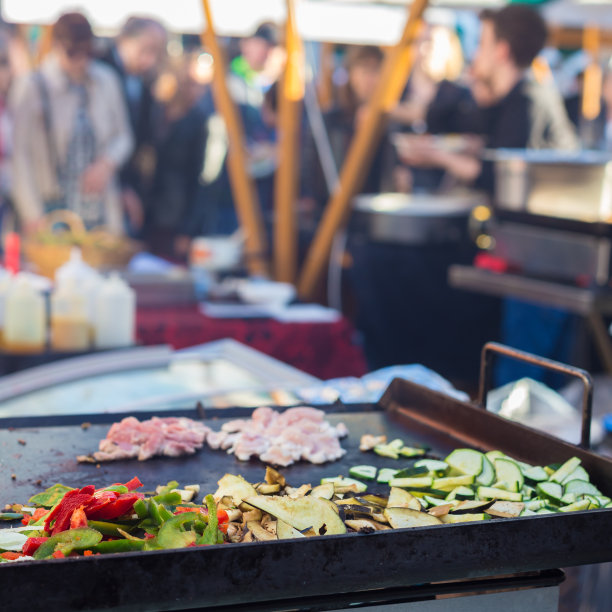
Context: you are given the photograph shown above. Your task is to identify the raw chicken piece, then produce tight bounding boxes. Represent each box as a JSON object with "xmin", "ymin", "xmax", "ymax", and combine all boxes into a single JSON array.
[
  {"xmin": 79, "ymin": 417, "xmax": 211, "ymax": 462},
  {"xmin": 205, "ymin": 406, "xmax": 348, "ymax": 467},
  {"xmin": 359, "ymin": 434, "xmax": 386, "ymax": 452}
]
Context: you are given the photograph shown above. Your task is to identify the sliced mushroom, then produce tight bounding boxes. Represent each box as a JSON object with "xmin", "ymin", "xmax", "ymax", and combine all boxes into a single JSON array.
[
  {"xmin": 265, "ymin": 467, "xmax": 286, "ymax": 487},
  {"xmin": 345, "ymin": 519, "xmax": 390, "ymax": 532},
  {"xmin": 285, "ymin": 484, "xmax": 312, "ymax": 499},
  {"xmin": 247, "ymin": 521, "xmax": 277, "ymax": 541}
]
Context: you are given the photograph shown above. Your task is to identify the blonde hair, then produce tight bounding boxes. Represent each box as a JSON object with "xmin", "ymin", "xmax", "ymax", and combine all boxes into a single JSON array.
[{"xmin": 421, "ymin": 26, "xmax": 464, "ymax": 83}]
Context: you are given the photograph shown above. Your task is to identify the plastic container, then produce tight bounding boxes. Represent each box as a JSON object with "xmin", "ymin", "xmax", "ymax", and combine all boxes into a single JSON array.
[
  {"xmin": 3, "ymin": 275, "xmax": 46, "ymax": 353},
  {"xmin": 50, "ymin": 278, "xmax": 90, "ymax": 352},
  {"xmin": 56, "ymin": 247, "xmax": 97, "ymax": 285},
  {"xmin": 94, "ymin": 273, "xmax": 135, "ymax": 349}
]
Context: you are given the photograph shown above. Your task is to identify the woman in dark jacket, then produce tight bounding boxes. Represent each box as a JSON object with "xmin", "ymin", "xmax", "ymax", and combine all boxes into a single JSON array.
[{"xmin": 146, "ymin": 57, "xmax": 207, "ymax": 257}]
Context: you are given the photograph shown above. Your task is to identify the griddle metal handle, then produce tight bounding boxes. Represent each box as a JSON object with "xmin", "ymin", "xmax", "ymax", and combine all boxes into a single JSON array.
[{"xmin": 478, "ymin": 342, "xmax": 594, "ymax": 449}]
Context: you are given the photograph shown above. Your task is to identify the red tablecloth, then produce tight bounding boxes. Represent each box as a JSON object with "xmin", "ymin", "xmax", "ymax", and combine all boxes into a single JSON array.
[{"xmin": 136, "ymin": 306, "xmax": 368, "ymax": 380}]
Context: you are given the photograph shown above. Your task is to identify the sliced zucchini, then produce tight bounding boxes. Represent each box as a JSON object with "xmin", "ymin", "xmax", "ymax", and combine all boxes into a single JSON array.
[
  {"xmin": 414, "ymin": 459, "xmax": 449, "ymax": 474},
  {"xmin": 564, "ymin": 479, "xmax": 601, "ymax": 497},
  {"xmin": 521, "ymin": 485, "xmax": 536, "ymax": 500},
  {"xmin": 374, "ymin": 444, "xmax": 399, "ymax": 460},
  {"xmin": 425, "ymin": 495, "xmax": 458, "ymax": 508},
  {"xmin": 398, "ymin": 446, "xmax": 427, "ymax": 458},
  {"xmin": 477, "ymin": 486, "xmax": 522, "ymax": 502},
  {"xmin": 383, "ymin": 507, "xmax": 442, "ymax": 529},
  {"xmin": 348, "ymin": 465, "xmax": 377, "ymax": 481},
  {"xmin": 388, "ymin": 439, "xmax": 405, "ymax": 450},
  {"xmin": 524, "ymin": 499, "xmax": 547, "ymax": 511},
  {"xmin": 320, "ymin": 476, "xmax": 368, "ymax": 493},
  {"xmin": 494, "ymin": 458, "xmax": 524, "ymax": 490},
  {"xmin": 393, "ymin": 466, "xmax": 429, "ymax": 479},
  {"xmin": 596, "ymin": 496, "xmax": 612, "ymax": 507},
  {"xmin": 445, "ymin": 449, "xmax": 484, "ymax": 477},
  {"xmin": 377, "ymin": 468, "xmax": 399, "ymax": 484},
  {"xmin": 485, "ymin": 450, "xmax": 506, "ymax": 462},
  {"xmin": 536, "ymin": 481, "xmax": 563, "ymax": 504},
  {"xmin": 492, "ymin": 480, "xmax": 521, "ymax": 493},
  {"xmin": 561, "ymin": 465, "xmax": 590, "ymax": 484},
  {"xmin": 549, "ymin": 457, "xmax": 582, "ymax": 484},
  {"xmin": 446, "ymin": 486, "xmax": 475, "ymax": 501},
  {"xmin": 520, "ymin": 508, "xmax": 537, "ymax": 517},
  {"xmin": 536, "ymin": 508, "xmax": 556, "ymax": 514},
  {"xmin": 388, "ymin": 477, "xmax": 433, "ymax": 489},
  {"xmin": 475, "ymin": 455, "xmax": 496, "ymax": 486},
  {"xmin": 559, "ymin": 499, "xmax": 591, "ymax": 513},
  {"xmin": 433, "ymin": 475, "xmax": 475, "ymax": 489},
  {"xmin": 521, "ymin": 465, "xmax": 549, "ymax": 483},
  {"xmin": 543, "ymin": 466, "xmax": 555, "ymax": 477},
  {"xmin": 560, "ymin": 493, "xmax": 577, "ymax": 506},
  {"xmin": 387, "ymin": 487, "xmax": 422, "ymax": 511},
  {"xmin": 441, "ymin": 513, "xmax": 487, "ymax": 523},
  {"xmin": 606, "ymin": 502, "xmax": 612, "ymax": 509}
]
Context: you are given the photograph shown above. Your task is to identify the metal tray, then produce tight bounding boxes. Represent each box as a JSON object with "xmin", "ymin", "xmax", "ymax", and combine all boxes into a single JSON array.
[{"xmin": 1, "ymin": 344, "xmax": 611, "ymax": 611}]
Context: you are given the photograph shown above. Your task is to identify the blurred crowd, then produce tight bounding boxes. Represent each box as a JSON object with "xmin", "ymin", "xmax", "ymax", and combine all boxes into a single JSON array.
[{"xmin": 0, "ymin": 6, "xmax": 609, "ymax": 258}]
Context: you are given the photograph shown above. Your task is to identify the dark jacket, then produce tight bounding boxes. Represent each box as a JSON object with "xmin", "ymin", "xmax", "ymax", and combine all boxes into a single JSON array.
[
  {"xmin": 148, "ymin": 105, "xmax": 207, "ymax": 234},
  {"xmin": 98, "ymin": 45, "xmax": 158, "ymax": 195},
  {"xmin": 300, "ymin": 105, "xmax": 395, "ymax": 211}
]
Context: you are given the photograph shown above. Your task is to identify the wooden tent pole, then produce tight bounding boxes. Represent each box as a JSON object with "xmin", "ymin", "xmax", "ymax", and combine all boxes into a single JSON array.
[
  {"xmin": 274, "ymin": 0, "xmax": 304, "ymax": 283},
  {"xmin": 318, "ymin": 42, "xmax": 335, "ymax": 111},
  {"xmin": 297, "ymin": 0, "xmax": 429, "ymax": 299},
  {"xmin": 200, "ymin": 0, "xmax": 269, "ymax": 276},
  {"xmin": 582, "ymin": 25, "xmax": 602, "ymax": 121}
]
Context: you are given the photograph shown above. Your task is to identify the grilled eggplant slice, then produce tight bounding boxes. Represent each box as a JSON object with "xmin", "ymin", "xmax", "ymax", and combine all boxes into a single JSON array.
[
  {"xmin": 246, "ymin": 495, "xmax": 347, "ymax": 535},
  {"xmin": 345, "ymin": 519, "xmax": 390, "ymax": 533},
  {"xmin": 387, "ymin": 487, "xmax": 422, "ymax": 511},
  {"xmin": 311, "ymin": 483, "xmax": 335, "ymax": 500},
  {"xmin": 383, "ymin": 507, "xmax": 442, "ymax": 529},
  {"xmin": 441, "ymin": 513, "xmax": 487, "ymax": 523},
  {"xmin": 451, "ymin": 500, "xmax": 495, "ymax": 514},
  {"xmin": 214, "ymin": 474, "xmax": 257, "ymax": 506},
  {"xmin": 485, "ymin": 501, "xmax": 524, "ymax": 518},
  {"xmin": 277, "ymin": 519, "xmax": 306, "ymax": 539}
]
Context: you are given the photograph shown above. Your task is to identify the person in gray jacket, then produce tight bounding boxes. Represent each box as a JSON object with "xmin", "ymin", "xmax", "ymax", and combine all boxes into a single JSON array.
[{"xmin": 11, "ymin": 13, "xmax": 133, "ymax": 235}]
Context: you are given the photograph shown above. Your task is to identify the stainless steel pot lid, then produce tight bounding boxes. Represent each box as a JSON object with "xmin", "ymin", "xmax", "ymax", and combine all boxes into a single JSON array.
[
  {"xmin": 353, "ymin": 192, "xmax": 484, "ymax": 217},
  {"xmin": 482, "ymin": 148, "xmax": 612, "ymax": 164}
]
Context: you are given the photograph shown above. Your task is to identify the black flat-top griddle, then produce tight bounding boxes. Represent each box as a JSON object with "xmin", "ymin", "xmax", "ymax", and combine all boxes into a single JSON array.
[{"xmin": 1, "ymin": 344, "xmax": 612, "ymax": 612}]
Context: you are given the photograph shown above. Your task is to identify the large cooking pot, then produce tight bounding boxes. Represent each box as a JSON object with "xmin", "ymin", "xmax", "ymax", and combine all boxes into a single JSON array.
[
  {"xmin": 489, "ymin": 149, "xmax": 612, "ymax": 223},
  {"xmin": 351, "ymin": 192, "xmax": 484, "ymax": 245}
]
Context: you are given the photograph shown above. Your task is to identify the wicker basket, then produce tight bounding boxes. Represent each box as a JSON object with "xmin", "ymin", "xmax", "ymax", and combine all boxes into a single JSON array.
[{"xmin": 24, "ymin": 210, "xmax": 140, "ymax": 279}]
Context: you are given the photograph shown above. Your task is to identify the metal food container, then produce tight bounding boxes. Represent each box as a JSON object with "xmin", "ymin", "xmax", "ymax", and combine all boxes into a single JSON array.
[
  {"xmin": 491, "ymin": 149, "xmax": 612, "ymax": 223},
  {"xmin": 351, "ymin": 192, "xmax": 484, "ymax": 245}
]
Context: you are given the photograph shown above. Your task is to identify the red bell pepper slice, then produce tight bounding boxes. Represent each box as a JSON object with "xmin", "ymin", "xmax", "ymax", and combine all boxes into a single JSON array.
[
  {"xmin": 22, "ymin": 537, "xmax": 48, "ymax": 556},
  {"xmin": 84, "ymin": 490, "xmax": 118, "ymax": 517},
  {"xmin": 1, "ymin": 552, "xmax": 23, "ymax": 560},
  {"xmin": 123, "ymin": 477, "xmax": 143, "ymax": 491},
  {"xmin": 70, "ymin": 506, "xmax": 88, "ymax": 529},
  {"xmin": 85, "ymin": 493, "xmax": 140, "ymax": 521},
  {"xmin": 45, "ymin": 486, "xmax": 96, "ymax": 535}
]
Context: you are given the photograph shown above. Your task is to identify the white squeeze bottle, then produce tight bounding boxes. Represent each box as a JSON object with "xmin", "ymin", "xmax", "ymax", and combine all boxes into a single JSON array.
[
  {"xmin": 4, "ymin": 274, "xmax": 46, "ymax": 353},
  {"xmin": 0, "ymin": 270, "xmax": 13, "ymax": 346},
  {"xmin": 56, "ymin": 247, "xmax": 101, "ymax": 341},
  {"xmin": 50, "ymin": 278, "xmax": 89, "ymax": 352},
  {"xmin": 94, "ymin": 273, "xmax": 135, "ymax": 349}
]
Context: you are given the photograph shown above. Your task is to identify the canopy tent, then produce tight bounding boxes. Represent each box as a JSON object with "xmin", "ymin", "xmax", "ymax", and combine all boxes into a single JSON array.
[{"xmin": 2, "ymin": 0, "xmax": 497, "ymax": 45}]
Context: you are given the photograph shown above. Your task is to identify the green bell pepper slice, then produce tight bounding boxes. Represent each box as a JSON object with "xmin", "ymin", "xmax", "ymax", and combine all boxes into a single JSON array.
[{"xmin": 34, "ymin": 528, "xmax": 102, "ymax": 559}]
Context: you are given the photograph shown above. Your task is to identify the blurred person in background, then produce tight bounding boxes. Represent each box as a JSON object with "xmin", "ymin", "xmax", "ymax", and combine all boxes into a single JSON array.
[
  {"xmin": 179, "ymin": 25, "xmax": 279, "ymax": 242},
  {"xmin": 300, "ymin": 45, "xmax": 399, "ymax": 220},
  {"xmin": 12, "ymin": 13, "xmax": 133, "ymax": 235},
  {"xmin": 100, "ymin": 17, "xmax": 167, "ymax": 236},
  {"xmin": 146, "ymin": 55, "xmax": 207, "ymax": 258},
  {"xmin": 399, "ymin": 5, "xmax": 577, "ymax": 195},
  {"xmin": 0, "ymin": 30, "xmax": 14, "ymax": 234},
  {"xmin": 390, "ymin": 24, "xmax": 482, "ymax": 192}
]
